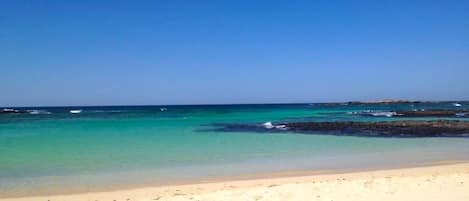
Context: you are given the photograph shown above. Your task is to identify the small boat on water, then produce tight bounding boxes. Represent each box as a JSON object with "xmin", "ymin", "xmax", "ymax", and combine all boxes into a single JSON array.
[
  {"xmin": 70, "ymin": 110, "xmax": 82, "ymax": 114},
  {"xmin": 453, "ymin": 103, "xmax": 462, "ymax": 107},
  {"xmin": 160, "ymin": 108, "xmax": 168, "ymax": 111}
]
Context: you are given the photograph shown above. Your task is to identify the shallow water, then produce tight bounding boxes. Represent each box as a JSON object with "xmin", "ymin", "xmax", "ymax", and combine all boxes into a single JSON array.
[{"xmin": 1, "ymin": 103, "xmax": 469, "ymax": 196}]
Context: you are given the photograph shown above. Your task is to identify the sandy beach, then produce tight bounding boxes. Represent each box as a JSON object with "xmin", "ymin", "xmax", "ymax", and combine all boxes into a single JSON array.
[{"xmin": 2, "ymin": 162, "xmax": 468, "ymax": 201}]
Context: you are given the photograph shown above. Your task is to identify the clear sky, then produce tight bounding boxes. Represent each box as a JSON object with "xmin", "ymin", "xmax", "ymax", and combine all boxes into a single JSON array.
[{"xmin": 1, "ymin": 0, "xmax": 468, "ymax": 106}]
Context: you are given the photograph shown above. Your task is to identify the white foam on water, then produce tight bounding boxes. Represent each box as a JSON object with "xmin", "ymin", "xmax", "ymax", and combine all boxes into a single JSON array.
[
  {"xmin": 27, "ymin": 110, "xmax": 51, "ymax": 115},
  {"xmin": 263, "ymin": 122, "xmax": 274, "ymax": 129},
  {"xmin": 69, "ymin": 110, "xmax": 82, "ymax": 114}
]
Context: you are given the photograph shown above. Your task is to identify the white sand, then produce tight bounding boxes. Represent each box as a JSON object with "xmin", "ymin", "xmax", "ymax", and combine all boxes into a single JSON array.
[{"xmin": 2, "ymin": 163, "xmax": 469, "ymax": 201}]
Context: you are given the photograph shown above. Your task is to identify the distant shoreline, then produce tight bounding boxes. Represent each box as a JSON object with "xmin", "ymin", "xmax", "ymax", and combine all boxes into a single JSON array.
[{"xmin": 2, "ymin": 100, "xmax": 469, "ymax": 108}]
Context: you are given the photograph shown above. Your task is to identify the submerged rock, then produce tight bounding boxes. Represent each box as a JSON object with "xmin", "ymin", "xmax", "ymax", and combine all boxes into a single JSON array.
[
  {"xmin": 286, "ymin": 120, "xmax": 469, "ymax": 137},
  {"xmin": 207, "ymin": 120, "xmax": 469, "ymax": 138}
]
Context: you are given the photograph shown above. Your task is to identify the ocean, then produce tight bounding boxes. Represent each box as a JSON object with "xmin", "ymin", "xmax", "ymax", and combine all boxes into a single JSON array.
[{"xmin": 1, "ymin": 102, "xmax": 469, "ymax": 196}]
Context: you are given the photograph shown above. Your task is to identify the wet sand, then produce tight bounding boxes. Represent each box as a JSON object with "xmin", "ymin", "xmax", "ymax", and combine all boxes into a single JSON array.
[{"xmin": 1, "ymin": 162, "xmax": 468, "ymax": 201}]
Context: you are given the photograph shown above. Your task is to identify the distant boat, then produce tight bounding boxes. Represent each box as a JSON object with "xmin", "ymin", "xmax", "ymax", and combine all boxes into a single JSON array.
[
  {"xmin": 160, "ymin": 108, "xmax": 168, "ymax": 111},
  {"xmin": 453, "ymin": 103, "xmax": 462, "ymax": 107},
  {"xmin": 70, "ymin": 110, "xmax": 82, "ymax": 114}
]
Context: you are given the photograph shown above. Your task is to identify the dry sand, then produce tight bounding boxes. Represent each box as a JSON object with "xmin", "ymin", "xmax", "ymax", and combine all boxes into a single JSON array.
[{"xmin": 2, "ymin": 162, "xmax": 469, "ymax": 201}]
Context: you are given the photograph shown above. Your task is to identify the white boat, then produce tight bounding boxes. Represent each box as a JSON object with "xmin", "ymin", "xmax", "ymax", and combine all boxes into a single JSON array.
[
  {"xmin": 453, "ymin": 103, "xmax": 462, "ymax": 107},
  {"xmin": 160, "ymin": 108, "xmax": 168, "ymax": 111},
  {"xmin": 70, "ymin": 110, "xmax": 82, "ymax": 114}
]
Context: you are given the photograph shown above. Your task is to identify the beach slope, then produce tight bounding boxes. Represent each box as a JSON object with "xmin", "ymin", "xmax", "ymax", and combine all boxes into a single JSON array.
[{"xmin": 2, "ymin": 163, "xmax": 469, "ymax": 201}]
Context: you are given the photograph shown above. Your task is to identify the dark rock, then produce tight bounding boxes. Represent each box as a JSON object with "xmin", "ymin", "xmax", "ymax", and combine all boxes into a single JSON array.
[
  {"xmin": 206, "ymin": 120, "xmax": 469, "ymax": 138},
  {"xmin": 1, "ymin": 108, "xmax": 21, "ymax": 114},
  {"xmin": 286, "ymin": 120, "xmax": 469, "ymax": 137},
  {"xmin": 1, "ymin": 108, "xmax": 33, "ymax": 115}
]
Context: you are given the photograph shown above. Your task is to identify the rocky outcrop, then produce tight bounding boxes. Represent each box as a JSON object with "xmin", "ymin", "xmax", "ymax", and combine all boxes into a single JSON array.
[
  {"xmin": 286, "ymin": 120, "xmax": 469, "ymax": 137},
  {"xmin": 1, "ymin": 108, "xmax": 21, "ymax": 114},
  {"xmin": 207, "ymin": 120, "xmax": 469, "ymax": 137},
  {"xmin": 1, "ymin": 108, "xmax": 31, "ymax": 114}
]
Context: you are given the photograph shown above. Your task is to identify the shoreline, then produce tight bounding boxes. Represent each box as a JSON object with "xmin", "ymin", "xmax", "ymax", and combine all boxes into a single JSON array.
[{"xmin": 2, "ymin": 161, "xmax": 469, "ymax": 201}]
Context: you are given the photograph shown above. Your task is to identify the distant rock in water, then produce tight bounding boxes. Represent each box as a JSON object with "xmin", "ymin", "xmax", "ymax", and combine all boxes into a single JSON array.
[
  {"xmin": 207, "ymin": 120, "xmax": 469, "ymax": 138},
  {"xmin": 1, "ymin": 108, "xmax": 27, "ymax": 114},
  {"xmin": 1, "ymin": 108, "xmax": 18, "ymax": 113}
]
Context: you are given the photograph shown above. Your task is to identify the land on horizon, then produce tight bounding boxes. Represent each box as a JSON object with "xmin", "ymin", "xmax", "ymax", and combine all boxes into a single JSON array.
[{"xmin": 2, "ymin": 99, "xmax": 469, "ymax": 108}]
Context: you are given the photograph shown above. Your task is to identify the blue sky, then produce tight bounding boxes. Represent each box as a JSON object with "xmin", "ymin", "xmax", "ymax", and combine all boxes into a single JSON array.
[{"xmin": 1, "ymin": 0, "xmax": 468, "ymax": 106}]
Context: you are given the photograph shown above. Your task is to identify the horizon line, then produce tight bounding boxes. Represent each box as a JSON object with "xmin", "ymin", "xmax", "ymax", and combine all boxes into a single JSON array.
[{"xmin": 2, "ymin": 99, "xmax": 468, "ymax": 108}]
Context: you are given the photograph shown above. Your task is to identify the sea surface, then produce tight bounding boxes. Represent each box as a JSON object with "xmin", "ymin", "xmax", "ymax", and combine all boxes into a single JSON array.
[{"xmin": 1, "ymin": 102, "xmax": 469, "ymax": 197}]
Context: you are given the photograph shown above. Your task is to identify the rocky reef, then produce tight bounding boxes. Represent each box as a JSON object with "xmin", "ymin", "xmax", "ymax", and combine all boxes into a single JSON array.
[
  {"xmin": 1, "ymin": 108, "xmax": 25, "ymax": 114},
  {"xmin": 286, "ymin": 120, "xmax": 469, "ymax": 137},
  {"xmin": 207, "ymin": 120, "xmax": 469, "ymax": 138}
]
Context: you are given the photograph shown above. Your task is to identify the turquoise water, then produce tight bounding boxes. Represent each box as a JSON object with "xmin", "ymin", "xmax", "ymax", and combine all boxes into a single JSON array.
[{"xmin": 1, "ymin": 103, "xmax": 469, "ymax": 196}]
